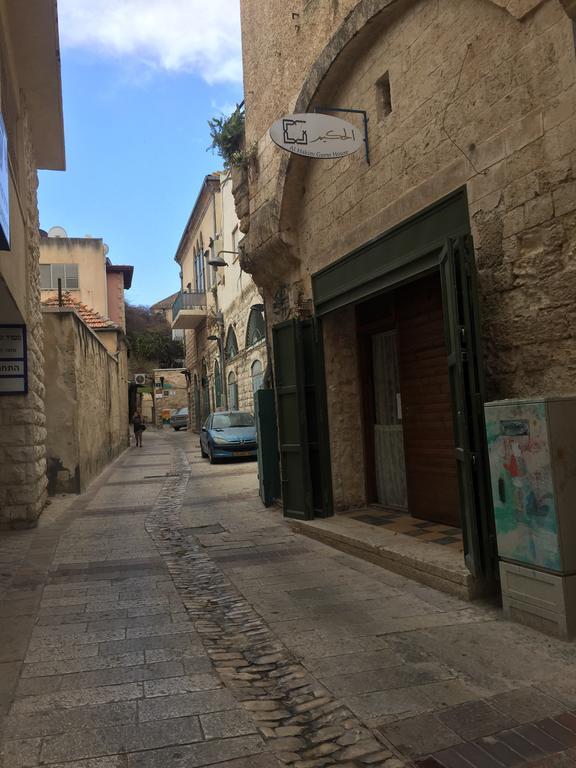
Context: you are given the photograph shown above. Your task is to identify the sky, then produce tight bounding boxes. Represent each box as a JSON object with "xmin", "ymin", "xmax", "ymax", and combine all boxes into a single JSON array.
[{"xmin": 38, "ymin": 0, "xmax": 243, "ymax": 306}]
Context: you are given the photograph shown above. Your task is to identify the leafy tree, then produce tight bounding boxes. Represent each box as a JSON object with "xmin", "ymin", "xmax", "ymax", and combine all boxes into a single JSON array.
[
  {"xmin": 208, "ymin": 105, "xmax": 246, "ymax": 168},
  {"xmin": 125, "ymin": 302, "xmax": 184, "ymax": 369},
  {"xmin": 133, "ymin": 331, "xmax": 184, "ymax": 368},
  {"xmin": 125, "ymin": 304, "xmax": 167, "ymax": 336}
]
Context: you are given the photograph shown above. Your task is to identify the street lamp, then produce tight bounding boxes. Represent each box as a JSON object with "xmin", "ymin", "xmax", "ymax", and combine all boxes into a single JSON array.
[{"xmin": 207, "ymin": 250, "xmax": 238, "ymax": 267}]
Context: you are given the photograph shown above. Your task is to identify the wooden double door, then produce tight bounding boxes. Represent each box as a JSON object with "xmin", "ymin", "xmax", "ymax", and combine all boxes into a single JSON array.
[{"xmin": 360, "ymin": 272, "xmax": 461, "ymax": 527}]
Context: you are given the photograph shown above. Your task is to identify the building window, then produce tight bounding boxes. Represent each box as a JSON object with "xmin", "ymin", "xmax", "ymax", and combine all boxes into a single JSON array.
[
  {"xmin": 376, "ymin": 71, "xmax": 392, "ymax": 121},
  {"xmin": 251, "ymin": 360, "xmax": 264, "ymax": 394},
  {"xmin": 40, "ymin": 263, "xmax": 79, "ymax": 290},
  {"xmin": 228, "ymin": 371, "xmax": 239, "ymax": 411},
  {"xmin": 194, "ymin": 246, "xmax": 205, "ymax": 293},
  {"xmin": 225, "ymin": 326, "xmax": 239, "ymax": 360},
  {"xmin": 246, "ymin": 308, "xmax": 265, "ymax": 347}
]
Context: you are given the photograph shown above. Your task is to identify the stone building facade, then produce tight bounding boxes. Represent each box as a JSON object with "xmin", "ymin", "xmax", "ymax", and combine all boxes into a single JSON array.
[
  {"xmin": 238, "ymin": 0, "xmax": 576, "ymax": 586},
  {"xmin": 0, "ymin": 2, "xmax": 65, "ymax": 528},
  {"xmin": 171, "ymin": 171, "xmax": 268, "ymax": 432}
]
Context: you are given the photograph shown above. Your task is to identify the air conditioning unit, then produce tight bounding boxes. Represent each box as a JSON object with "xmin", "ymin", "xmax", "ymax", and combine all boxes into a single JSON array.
[{"xmin": 134, "ymin": 373, "xmax": 147, "ymax": 386}]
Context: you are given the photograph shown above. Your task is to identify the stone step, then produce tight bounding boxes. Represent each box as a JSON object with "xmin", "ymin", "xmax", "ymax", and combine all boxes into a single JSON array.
[{"xmin": 288, "ymin": 514, "xmax": 488, "ymax": 601}]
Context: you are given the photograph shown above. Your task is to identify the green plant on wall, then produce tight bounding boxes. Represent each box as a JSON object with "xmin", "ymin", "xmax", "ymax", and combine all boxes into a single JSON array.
[{"xmin": 208, "ymin": 104, "xmax": 255, "ymax": 169}]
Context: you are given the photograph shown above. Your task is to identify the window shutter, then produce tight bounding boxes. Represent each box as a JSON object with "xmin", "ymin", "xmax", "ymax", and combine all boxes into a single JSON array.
[
  {"xmin": 40, "ymin": 264, "xmax": 52, "ymax": 290},
  {"xmin": 65, "ymin": 263, "xmax": 79, "ymax": 289}
]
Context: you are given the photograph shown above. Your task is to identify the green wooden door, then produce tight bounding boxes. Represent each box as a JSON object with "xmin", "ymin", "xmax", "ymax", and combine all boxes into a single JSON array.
[
  {"xmin": 440, "ymin": 235, "xmax": 495, "ymax": 579},
  {"xmin": 214, "ymin": 361, "xmax": 223, "ymax": 409},
  {"xmin": 273, "ymin": 320, "xmax": 312, "ymax": 519},
  {"xmin": 254, "ymin": 388, "xmax": 281, "ymax": 507},
  {"xmin": 194, "ymin": 381, "xmax": 201, "ymax": 432},
  {"xmin": 301, "ymin": 319, "xmax": 333, "ymax": 518},
  {"xmin": 272, "ymin": 319, "xmax": 333, "ymax": 519}
]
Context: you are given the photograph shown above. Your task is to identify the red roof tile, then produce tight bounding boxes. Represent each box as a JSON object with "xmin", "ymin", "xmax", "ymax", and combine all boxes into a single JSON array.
[{"xmin": 42, "ymin": 292, "xmax": 118, "ymax": 330}]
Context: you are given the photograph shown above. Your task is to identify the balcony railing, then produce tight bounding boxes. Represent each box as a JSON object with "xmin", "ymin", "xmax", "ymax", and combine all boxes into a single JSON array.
[
  {"xmin": 171, "ymin": 291, "xmax": 207, "ymax": 330},
  {"xmin": 172, "ymin": 291, "xmax": 206, "ymax": 316}
]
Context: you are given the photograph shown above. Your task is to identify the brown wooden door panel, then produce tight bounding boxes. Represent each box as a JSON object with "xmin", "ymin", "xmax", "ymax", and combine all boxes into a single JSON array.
[{"xmin": 397, "ymin": 273, "xmax": 461, "ymax": 527}]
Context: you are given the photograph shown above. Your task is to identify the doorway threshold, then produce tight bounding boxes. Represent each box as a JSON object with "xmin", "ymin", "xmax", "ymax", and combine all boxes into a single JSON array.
[{"xmin": 288, "ymin": 509, "xmax": 486, "ymax": 601}]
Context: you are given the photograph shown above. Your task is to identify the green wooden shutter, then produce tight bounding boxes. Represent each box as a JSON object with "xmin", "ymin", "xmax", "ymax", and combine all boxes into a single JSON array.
[
  {"xmin": 214, "ymin": 361, "xmax": 222, "ymax": 409},
  {"xmin": 272, "ymin": 319, "xmax": 313, "ymax": 519},
  {"xmin": 302, "ymin": 318, "xmax": 333, "ymax": 517},
  {"xmin": 440, "ymin": 236, "xmax": 495, "ymax": 579},
  {"xmin": 254, "ymin": 388, "xmax": 281, "ymax": 507}
]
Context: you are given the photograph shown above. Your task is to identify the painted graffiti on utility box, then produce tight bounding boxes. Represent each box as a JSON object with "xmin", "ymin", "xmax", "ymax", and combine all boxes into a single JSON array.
[{"xmin": 486, "ymin": 401, "xmax": 560, "ymax": 571}]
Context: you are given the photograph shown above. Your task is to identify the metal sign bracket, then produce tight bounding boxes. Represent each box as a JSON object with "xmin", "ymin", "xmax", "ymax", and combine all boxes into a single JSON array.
[{"xmin": 314, "ymin": 107, "xmax": 370, "ymax": 164}]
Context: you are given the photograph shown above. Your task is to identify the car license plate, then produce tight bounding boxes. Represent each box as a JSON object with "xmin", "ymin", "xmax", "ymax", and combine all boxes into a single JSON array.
[{"xmin": 232, "ymin": 451, "xmax": 247, "ymax": 457}]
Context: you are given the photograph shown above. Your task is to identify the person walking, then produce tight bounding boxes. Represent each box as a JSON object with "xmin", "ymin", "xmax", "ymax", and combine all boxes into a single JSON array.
[{"xmin": 132, "ymin": 409, "xmax": 146, "ymax": 447}]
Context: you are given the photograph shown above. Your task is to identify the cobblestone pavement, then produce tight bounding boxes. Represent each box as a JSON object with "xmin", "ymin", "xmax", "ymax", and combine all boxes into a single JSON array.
[{"xmin": 1, "ymin": 429, "xmax": 576, "ymax": 768}]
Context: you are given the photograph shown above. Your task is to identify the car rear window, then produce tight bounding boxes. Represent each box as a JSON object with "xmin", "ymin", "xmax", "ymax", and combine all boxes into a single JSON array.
[{"xmin": 212, "ymin": 413, "xmax": 254, "ymax": 428}]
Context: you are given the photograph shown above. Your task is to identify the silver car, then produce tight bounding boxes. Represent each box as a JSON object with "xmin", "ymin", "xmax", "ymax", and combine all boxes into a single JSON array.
[{"xmin": 170, "ymin": 407, "xmax": 188, "ymax": 431}]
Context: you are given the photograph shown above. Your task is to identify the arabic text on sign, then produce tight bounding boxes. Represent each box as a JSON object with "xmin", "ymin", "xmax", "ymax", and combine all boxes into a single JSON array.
[{"xmin": 269, "ymin": 113, "xmax": 363, "ymax": 160}]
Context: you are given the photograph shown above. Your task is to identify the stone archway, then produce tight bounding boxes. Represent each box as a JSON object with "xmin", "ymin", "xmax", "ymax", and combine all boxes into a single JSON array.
[{"xmin": 242, "ymin": 0, "xmax": 554, "ymax": 285}]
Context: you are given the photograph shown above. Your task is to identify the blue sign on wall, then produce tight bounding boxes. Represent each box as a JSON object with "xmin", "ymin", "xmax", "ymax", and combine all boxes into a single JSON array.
[
  {"xmin": 0, "ymin": 325, "xmax": 27, "ymax": 395},
  {"xmin": 0, "ymin": 113, "xmax": 9, "ymax": 251}
]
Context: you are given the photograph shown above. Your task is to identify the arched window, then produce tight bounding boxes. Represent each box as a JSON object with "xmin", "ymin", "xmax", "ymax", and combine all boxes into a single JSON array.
[
  {"xmin": 251, "ymin": 360, "xmax": 264, "ymax": 394},
  {"xmin": 228, "ymin": 371, "xmax": 239, "ymax": 411},
  {"xmin": 225, "ymin": 327, "xmax": 239, "ymax": 360},
  {"xmin": 214, "ymin": 359, "xmax": 222, "ymax": 409},
  {"xmin": 246, "ymin": 308, "xmax": 265, "ymax": 347}
]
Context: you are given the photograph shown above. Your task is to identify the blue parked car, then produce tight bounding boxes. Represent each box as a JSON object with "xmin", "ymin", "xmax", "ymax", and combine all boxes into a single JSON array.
[{"xmin": 200, "ymin": 411, "xmax": 257, "ymax": 464}]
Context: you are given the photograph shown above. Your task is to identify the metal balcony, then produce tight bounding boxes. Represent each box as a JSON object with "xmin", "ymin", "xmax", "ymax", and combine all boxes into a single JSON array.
[{"xmin": 171, "ymin": 291, "xmax": 207, "ymax": 330}]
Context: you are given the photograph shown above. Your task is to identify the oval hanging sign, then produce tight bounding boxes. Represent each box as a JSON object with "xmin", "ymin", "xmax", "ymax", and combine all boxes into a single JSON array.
[{"xmin": 269, "ymin": 113, "xmax": 363, "ymax": 159}]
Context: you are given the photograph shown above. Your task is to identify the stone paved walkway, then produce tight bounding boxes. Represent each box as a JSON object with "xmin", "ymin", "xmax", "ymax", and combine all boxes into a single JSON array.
[{"xmin": 1, "ymin": 429, "xmax": 576, "ymax": 768}]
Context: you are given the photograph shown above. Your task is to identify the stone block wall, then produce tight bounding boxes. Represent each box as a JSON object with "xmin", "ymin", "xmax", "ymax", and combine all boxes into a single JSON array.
[
  {"xmin": 43, "ymin": 310, "xmax": 129, "ymax": 495},
  {"xmin": 243, "ymin": 0, "xmax": 576, "ymax": 400},
  {"xmin": 0, "ymin": 109, "xmax": 48, "ymax": 528},
  {"xmin": 184, "ymin": 325, "xmax": 220, "ymax": 429},
  {"xmin": 322, "ymin": 308, "xmax": 366, "ymax": 511}
]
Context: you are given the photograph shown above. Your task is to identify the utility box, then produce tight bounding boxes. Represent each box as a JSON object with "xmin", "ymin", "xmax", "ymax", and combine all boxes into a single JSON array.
[{"xmin": 485, "ymin": 397, "xmax": 576, "ymax": 638}]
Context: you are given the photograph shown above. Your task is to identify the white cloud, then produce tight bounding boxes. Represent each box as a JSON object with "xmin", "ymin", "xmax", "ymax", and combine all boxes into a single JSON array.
[
  {"xmin": 210, "ymin": 99, "xmax": 239, "ymax": 117},
  {"xmin": 57, "ymin": 0, "xmax": 243, "ymax": 84}
]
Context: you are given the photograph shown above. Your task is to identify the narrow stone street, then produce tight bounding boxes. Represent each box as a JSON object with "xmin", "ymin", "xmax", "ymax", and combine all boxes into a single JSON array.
[{"xmin": 2, "ymin": 429, "xmax": 576, "ymax": 768}]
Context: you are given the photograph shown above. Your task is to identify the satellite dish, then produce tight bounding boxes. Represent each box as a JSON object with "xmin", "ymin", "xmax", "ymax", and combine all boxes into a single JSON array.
[
  {"xmin": 47, "ymin": 225, "xmax": 68, "ymax": 238},
  {"xmin": 103, "ymin": 244, "xmax": 109, "ymax": 256}
]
